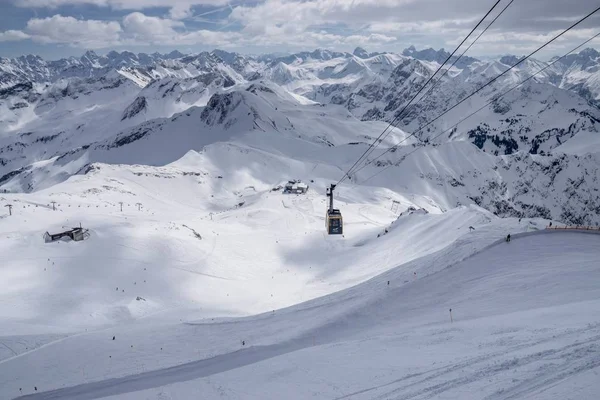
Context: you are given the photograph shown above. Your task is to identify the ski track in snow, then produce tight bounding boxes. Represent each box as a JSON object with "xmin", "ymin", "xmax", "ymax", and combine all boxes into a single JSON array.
[
  {"xmin": 15, "ymin": 327, "xmax": 600, "ymax": 400},
  {"xmin": 6, "ymin": 230, "xmax": 600, "ymax": 400},
  {"xmin": 13, "ymin": 339, "xmax": 312, "ymax": 400},
  {"xmin": 2, "ymin": 53, "xmax": 600, "ymax": 397},
  {"xmin": 341, "ymin": 330, "xmax": 600, "ymax": 400}
]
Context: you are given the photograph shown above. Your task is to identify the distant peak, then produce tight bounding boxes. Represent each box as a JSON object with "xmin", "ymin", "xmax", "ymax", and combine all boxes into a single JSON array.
[
  {"xmin": 499, "ymin": 55, "xmax": 524, "ymax": 66},
  {"xmin": 353, "ymin": 47, "xmax": 369, "ymax": 59},
  {"xmin": 167, "ymin": 50, "xmax": 185, "ymax": 59},
  {"xmin": 403, "ymin": 45, "xmax": 478, "ymax": 67},
  {"xmin": 402, "ymin": 46, "xmax": 448, "ymax": 58},
  {"xmin": 402, "ymin": 46, "xmax": 416, "ymax": 56},
  {"xmin": 311, "ymin": 48, "xmax": 329, "ymax": 57},
  {"xmin": 579, "ymin": 47, "xmax": 599, "ymax": 57},
  {"xmin": 22, "ymin": 54, "xmax": 44, "ymax": 62}
]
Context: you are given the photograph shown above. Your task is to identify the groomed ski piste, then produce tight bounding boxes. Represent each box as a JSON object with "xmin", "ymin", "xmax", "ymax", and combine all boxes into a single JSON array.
[{"xmin": 1, "ymin": 150, "xmax": 599, "ymax": 400}]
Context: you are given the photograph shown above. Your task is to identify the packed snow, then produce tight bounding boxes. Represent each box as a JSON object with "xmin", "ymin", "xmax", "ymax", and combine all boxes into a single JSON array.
[
  {"xmin": 1, "ymin": 45, "xmax": 600, "ymax": 400},
  {"xmin": 1, "ymin": 152, "xmax": 599, "ymax": 399},
  {"xmin": 1, "ymin": 183, "xmax": 599, "ymax": 399}
]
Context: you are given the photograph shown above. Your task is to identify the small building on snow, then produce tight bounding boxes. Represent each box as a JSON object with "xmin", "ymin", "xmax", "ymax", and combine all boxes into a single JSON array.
[
  {"xmin": 44, "ymin": 227, "xmax": 89, "ymax": 243},
  {"xmin": 283, "ymin": 180, "xmax": 309, "ymax": 194}
]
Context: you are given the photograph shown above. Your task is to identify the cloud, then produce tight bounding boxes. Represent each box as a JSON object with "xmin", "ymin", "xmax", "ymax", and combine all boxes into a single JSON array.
[
  {"xmin": 14, "ymin": 0, "xmax": 110, "ymax": 6},
  {"xmin": 445, "ymin": 27, "xmax": 600, "ymax": 56},
  {"xmin": 119, "ymin": 12, "xmax": 239, "ymax": 46},
  {"xmin": 26, "ymin": 15, "xmax": 122, "ymax": 47},
  {"xmin": 230, "ymin": 0, "xmax": 600, "ymax": 52},
  {"xmin": 368, "ymin": 18, "xmax": 478, "ymax": 35},
  {"xmin": 173, "ymin": 29, "xmax": 241, "ymax": 46},
  {"xmin": 0, "ymin": 8, "xmax": 240, "ymax": 49},
  {"xmin": 13, "ymin": 0, "xmax": 228, "ymax": 8},
  {"xmin": 13, "ymin": 0, "xmax": 230, "ymax": 23},
  {"xmin": 122, "ymin": 12, "xmax": 184, "ymax": 43},
  {"xmin": 0, "ymin": 30, "xmax": 31, "ymax": 42},
  {"xmin": 15, "ymin": 11, "xmax": 230, "ymax": 48},
  {"xmin": 5, "ymin": 0, "xmax": 600, "ymax": 56},
  {"xmin": 169, "ymin": 4, "xmax": 193, "ymax": 20}
]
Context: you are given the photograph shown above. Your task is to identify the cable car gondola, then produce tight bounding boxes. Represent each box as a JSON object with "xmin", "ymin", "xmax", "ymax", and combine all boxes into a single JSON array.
[{"xmin": 326, "ymin": 184, "xmax": 343, "ymax": 235}]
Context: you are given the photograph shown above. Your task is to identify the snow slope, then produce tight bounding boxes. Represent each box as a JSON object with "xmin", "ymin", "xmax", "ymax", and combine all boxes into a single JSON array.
[
  {"xmin": 1, "ymin": 45, "xmax": 600, "ymax": 400},
  {"xmin": 1, "ymin": 157, "xmax": 498, "ymax": 331},
  {"xmin": 4, "ymin": 46, "xmax": 600, "ymax": 161},
  {"xmin": 355, "ymin": 141, "xmax": 600, "ymax": 225},
  {"xmin": 1, "ymin": 135, "xmax": 598, "ymax": 399},
  {"xmin": 1, "ymin": 205, "xmax": 598, "ymax": 399},
  {"xmin": 0, "ymin": 81, "xmax": 410, "ymax": 192},
  {"xmin": 103, "ymin": 232, "xmax": 600, "ymax": 400},
  {"xmin": 2, "ymin": 76, "xmax": 598, "ymax": 225}
]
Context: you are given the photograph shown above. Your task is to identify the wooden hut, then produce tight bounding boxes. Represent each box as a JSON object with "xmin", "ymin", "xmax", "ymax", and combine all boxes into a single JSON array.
[{"xmin": 44, "ymin": 227, "xmax": 89, "ymax": 243}]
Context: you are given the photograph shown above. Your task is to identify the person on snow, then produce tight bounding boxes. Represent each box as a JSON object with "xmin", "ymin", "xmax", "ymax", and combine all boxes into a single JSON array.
[{"xmin": 506, "ymin": 234, "xmax": 511, "ymax": 242}]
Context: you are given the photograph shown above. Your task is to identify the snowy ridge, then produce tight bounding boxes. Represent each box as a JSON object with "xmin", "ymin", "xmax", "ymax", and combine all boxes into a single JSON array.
[
  {"xmin": 0, "ymin": 50, "xmax": 183, "ymax": 88},
  {"xmin": 1, "ymin": 45, "xmax": 600, "ymax": 399},
  {"xmin": 3, "ymin": 46, "xmax": 600, "ymax": 157},
  {"xmin": 1, "ymin": 68, "xmax": 600, "ymax": 225},
  {"xmin": 1, "ymin": 190, "xmax": 598, "ymax": 399},
  {"xmin": 356, "ymin": 141, "xmax": 600, "ymax": 225}
]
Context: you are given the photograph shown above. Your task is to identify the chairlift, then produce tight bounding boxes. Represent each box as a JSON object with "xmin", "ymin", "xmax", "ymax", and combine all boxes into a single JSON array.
[{"xmin": 326, "ymin": 184, "xmax": 343, "ymax": 235}]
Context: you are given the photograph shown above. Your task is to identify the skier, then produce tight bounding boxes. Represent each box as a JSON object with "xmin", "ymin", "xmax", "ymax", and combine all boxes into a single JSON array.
[{"xmin": 506, "ymin": 234, "xmax": 511, "ymax": 242}]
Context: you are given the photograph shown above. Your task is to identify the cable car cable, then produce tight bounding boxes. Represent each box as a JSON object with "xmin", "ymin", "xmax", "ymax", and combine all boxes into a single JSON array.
[
  {"xmin": 349, "ymin": 6, "xmax": 600, "ymax": 178},
  {"xmin": 355, "ymin": 29, "xmax": 600, "ymax": 185},
  {"xmin": 407, "ymin": 0, "xmax": 516, "ymax": 119},
  {"xmin": 347, "ymin": 0, "xmax": 515, "ymax": 179},
  {"xmin": 335, "ymin": 0, "xmax": 504, "ymax": 186}
]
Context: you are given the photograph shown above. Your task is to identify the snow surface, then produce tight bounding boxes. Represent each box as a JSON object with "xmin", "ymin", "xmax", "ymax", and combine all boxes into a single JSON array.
[
  {"xmin": 1, "ymin": 46, "xmax": 600, "ymax": 400},
  {"xmin": 1, "ymin": 199, "xmax": 599, "ymax": 399},
  {"xmin": 1, "ymin": 165, "xmax": 599, "ymax": 399}
]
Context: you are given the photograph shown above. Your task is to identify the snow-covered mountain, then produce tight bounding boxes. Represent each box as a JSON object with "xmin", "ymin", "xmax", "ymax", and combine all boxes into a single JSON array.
[
  {"xmin": 403, "ymin": 45, "xmax": 479, "ymax": 68},
  {"xmin": 0, "ymin": 50, "xmax": 185, "ymax": 88},
  {"xmin": 2, "ymin": 45, "xmax": 600, "ymax": 400},
  {"xmin": 1, "ymin": 46, "xmax": 600, "ymax": 226},
  {"xmin": 554, "ymin": 47, "xmax": 600, "ymax": 106}
]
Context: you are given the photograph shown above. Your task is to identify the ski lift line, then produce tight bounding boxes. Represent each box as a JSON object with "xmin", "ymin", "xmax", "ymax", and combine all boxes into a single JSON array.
[
  {"xmin": 351, "ymin": 7, "xmax": 600, "ymax": 178},
  {"xmin": 411, "ymin": 0, "xmax": 516, "ymax": 111},
  {"xmin": 335, "ymin": 0, "xmax": 504, "ymax": 186},
  {"xmin": 349, "ymin": 0, "xmax": 516, "ymax": 178},
  {"xmin": 356, "ymin": 30, "xmax": 600, "ymax": 186},
  {"xmin": 337, "ymin": 0, "xmax": 503, "ymax": 185},
  {"xmin": 358, "ymin": 31, "xmax": 600, "ymax": 185},
  {"xmin": 356, "ymin": 31, "xmax": 600, "ymax": 182}
]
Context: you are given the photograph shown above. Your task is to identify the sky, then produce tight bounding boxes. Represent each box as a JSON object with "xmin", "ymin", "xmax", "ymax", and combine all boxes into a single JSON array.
[{"xmin": 0, "ymin": 0, "xmax": 599, "ymax": 60}]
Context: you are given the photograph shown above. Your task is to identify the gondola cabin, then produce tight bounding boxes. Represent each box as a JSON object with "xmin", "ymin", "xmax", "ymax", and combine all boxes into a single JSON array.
[
  {"xmin": 325, "ymin": 183, "xmax": 343, "ymax": 235},
  {"xmin": 326, "ymin": 209, "xmax": 343, "ymax": 235}
]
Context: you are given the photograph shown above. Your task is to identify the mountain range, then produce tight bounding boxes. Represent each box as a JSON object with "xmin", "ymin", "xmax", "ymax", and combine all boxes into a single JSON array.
[{"xmin": 1, "ymin": 45, "xmax": 599, "ymax": 225}]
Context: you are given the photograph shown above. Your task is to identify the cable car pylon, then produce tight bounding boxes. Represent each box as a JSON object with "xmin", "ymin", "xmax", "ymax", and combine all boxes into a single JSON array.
[{"xmin": 326, "ymin": 184, "xmax": 343, "ymax": 235}]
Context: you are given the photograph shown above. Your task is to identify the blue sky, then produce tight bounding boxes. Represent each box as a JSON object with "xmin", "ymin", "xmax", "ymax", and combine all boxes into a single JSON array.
[
  {"xmin": 1, "ymin": 0, "xmax": 599, "ymax": 60},
  {"xmin": 0, "ymin": 1, "xmax": 243, "ymax": 58}
]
